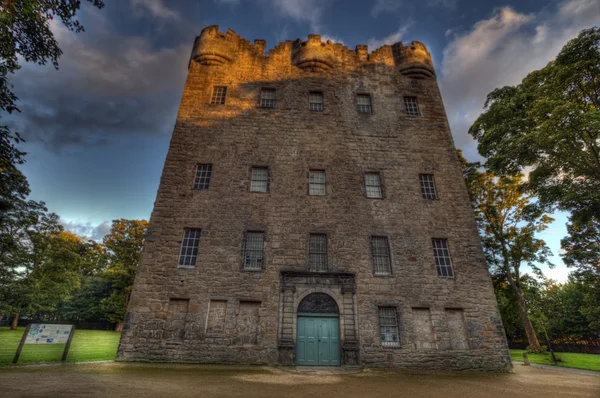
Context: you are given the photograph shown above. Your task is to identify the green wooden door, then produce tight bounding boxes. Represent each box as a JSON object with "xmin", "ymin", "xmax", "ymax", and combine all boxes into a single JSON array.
[{"xmin": 297, "ymin": 316, "xmax": 340, "ymax": 366}]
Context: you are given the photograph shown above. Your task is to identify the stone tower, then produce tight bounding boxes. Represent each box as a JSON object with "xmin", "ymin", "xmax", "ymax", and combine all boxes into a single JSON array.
[{"xmin": 117, "ymin": 26, "xmax": 511, "ymax": 371}]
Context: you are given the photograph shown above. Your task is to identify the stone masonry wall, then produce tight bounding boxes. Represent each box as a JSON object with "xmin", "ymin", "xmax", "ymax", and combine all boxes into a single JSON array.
[{"xmin": 117, "ymin": 26, "xmax": 512, "ymax": 371}]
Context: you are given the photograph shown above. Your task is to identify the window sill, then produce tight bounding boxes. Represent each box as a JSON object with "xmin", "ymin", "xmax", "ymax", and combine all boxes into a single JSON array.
[
  {"xmin": 374, "ymin": 274, "xmax": 394, "ymax": 278},
  {"xmin": 178, "ymin": 266, "xmax": 195, "ymax": 270},
  {"xmin": 241, "ymin": 269, "xmax": 263, "ymax": 273},
  {"xmin": 381, "ymin": 344, "xmax": 402, "ymax": 349}
]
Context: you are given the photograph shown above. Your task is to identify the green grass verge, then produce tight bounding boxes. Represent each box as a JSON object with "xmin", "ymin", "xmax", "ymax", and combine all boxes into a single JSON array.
[
  {"xmin": 0, "ymin": 327, "xmax": 120, "ymax": 365},
  {"xmin": 510, "ymin": 349, "xmax": 600, "ymax": 372}
]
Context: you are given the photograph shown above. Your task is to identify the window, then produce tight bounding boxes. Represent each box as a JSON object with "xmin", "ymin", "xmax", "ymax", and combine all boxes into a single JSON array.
[
  {"xmin": 309, "ymin": 170, "xmax": 326, "ymax": 195},
  {"xmin": 357, "ymin": 94, "xmax": 372, "ymax": 113},
  {"xmin": 250, "ymin": 167, "xmax": 269, "ymax": 192},
  {"xmin": 309, "ymin": 234, "xmax": 328, "ymax": 272},
  {"xmin": 244, "ymin": 231, "xmax": 264, "ymax": 271},
  {"xmin": 260, "ymin": 88, "xmax": 276, "ymax": 108},
  {"xmin": 309, "ymin": 92, "xmax": 323, "ymax": 111},
  {"xmin": 371, "ymin": 236, "xmax": 391, "ymax": 275},
  {"xmin": 178, "ymin": 229, "xmax": 201, "ymax": 267},
  {"xmin": 379, "ymin": 307, "xmax": 400, "ymax": 347},
  {"xmin": 420, "ymin": 174, "xmax": 438, "ymax": 200},
  {"xmin": 404, "ymin": 96, "xmax": 420, "ymax": 116},
  {"xmin": 365, "ymin": 173, "xmax": 383, "ymax": 198},
  {"xmin": 211, "ymin": 86, "xmax": 227, "ymax": 104},
  {"xmin": 193, "ymin": 164, "xmax": 212, "ymax": 190},
  {"xmin": 432, "ymin": 238, "xmax": 454, "ymax": 278}
]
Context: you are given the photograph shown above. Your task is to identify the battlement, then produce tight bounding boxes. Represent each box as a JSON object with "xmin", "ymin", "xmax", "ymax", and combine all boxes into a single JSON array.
[{"xmin": 190, "ymin": 25, "xmax": 435, "ymax": 78}]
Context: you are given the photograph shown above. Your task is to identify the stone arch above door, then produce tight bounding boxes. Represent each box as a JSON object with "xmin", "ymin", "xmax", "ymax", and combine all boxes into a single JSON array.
[{"xmin": 298, "ymin": 292, "xmax": 339, "ymax": 314}]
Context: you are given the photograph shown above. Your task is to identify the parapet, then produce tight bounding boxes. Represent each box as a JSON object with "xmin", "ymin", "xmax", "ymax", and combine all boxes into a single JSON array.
[{"xmin": 190, "ymin": 26, "xmax": 435, "ymax": 78}]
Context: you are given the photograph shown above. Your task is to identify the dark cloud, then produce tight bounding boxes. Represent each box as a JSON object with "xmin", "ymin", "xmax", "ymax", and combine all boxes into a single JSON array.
[{"xmin": 7, "ymin": 4, "xmax": 191, "ymax": 151}]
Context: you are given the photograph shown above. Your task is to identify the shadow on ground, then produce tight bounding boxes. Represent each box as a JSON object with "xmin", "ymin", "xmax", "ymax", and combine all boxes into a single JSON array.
[{"xmin": 0, "ymin": 362, "xmax": 598, "ymax": 397}]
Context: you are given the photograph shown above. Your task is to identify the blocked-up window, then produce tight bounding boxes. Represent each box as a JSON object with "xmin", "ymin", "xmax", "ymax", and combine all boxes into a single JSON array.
[
  {"xmin": 206, "ymin": 300, "xmax": 227, "ymax": 335},
  {"xmin": 193, "ymin": 164, "xmax": 212, "ymax": 190},
  {"xmin": 236, "ymin": 301, "xmax": 261, "ymax": 345},
  {"xmin": 178, "ymin": 229, "xmax": 200, "ymax": 268},
  {"xmin": 260, "ymin": 88, "xmax": 276, "ymax": 108},
  {"xmin": 309, "ymin": 92, "xmax": 323, "ymax": 111},
  {"xmin": 446, "ymin": 309, "xmax": 469, "ymax": 350},
  {"xmin": 404, "ymin": 96, "xmax": 420, "ymax": 116},
  {"xmin": 365, "ymin": 173, "xmax": 383, "ymax": 198},
  {"xmin": 379, "ymin": 307, "xmax": 400, "ymax": 347},
  {"xmin": 413, "ymin": 308, "xmax": 435, "ymax": 350},
  {"xmin": 250, "ymin": 167, "xmax": 269, "ymax": 192},
  {"xmin": 244, "ymin": 231, "xmax": 264, "ymax": 271},
  {"xmin": 432, "ymin": 238, "xmax": 454, "ymax": 278},
  {"xmin": 309, "ymin": 170, "xmax": 326, "ymax": 196},
  {"xmin": 420, "ymin": 174, "xmax": 438, "ymax": 199},
  {"xmin": 211, "ymin": 86, "xmax": 227, "ymax": 104},
  {"xmin": 309, "ymin": 234, "xmax": 328, "ymax": 272},
  {"xmin": 372, "ymin": 236, "xmax": 392, "ymax": 275},
  {"xmin": 357, "ymin": 94, "xmax": 372, "ymax": 113},
  {"xmin": 165, "ymin": 299, "xmax": 189, "ymax": 342}
]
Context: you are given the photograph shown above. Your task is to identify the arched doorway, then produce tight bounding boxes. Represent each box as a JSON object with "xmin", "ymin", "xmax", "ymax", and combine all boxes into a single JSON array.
[{"xmin": 296, "ymin": 293, "xmax": 340, "ymax": 366}]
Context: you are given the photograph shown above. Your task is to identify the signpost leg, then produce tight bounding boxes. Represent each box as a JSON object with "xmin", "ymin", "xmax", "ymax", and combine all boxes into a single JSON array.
[
  {"xmin": 12, "ymin": 324, "xmax": 32, "ymax": 364},
  {"xmin": 61, "ymin": 326, "xmax": 76, "ymax": 361}
]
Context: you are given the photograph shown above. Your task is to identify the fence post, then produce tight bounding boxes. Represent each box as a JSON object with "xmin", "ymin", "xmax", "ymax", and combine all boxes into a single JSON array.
[
  {"xmin": 12, "ymin": 324, "xmax": 32, "ymax": 364},
  {"xmin": 61, "ymin": 326, "xmax": 76, "ymax": 361}
]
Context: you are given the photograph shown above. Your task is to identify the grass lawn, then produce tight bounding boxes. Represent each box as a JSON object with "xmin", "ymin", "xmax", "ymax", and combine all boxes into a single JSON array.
[
  {"xmin": 0, "ymin": 327, "xmax": 120, "ymax": 365},
  {"xmin": 510, "ymin": 349, "xmax": 600, "ymax": 372}
]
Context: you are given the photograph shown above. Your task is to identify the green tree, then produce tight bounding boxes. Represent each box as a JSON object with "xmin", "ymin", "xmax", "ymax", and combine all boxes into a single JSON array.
[
  {"xmin": 468, "ymin": 27, "xmax": 600, "ymax": 223},
  {"xmin": 0, "ymin": 0, "xmax": 105, "ymax": 286},
  {"xmin": 100, "ymin": 219, "xmax": 148, "ymax": 331},
  {"xmin": 459, "ymin": 152, "xmax": 554, "ymax": 352},
  {"xmin": 561, "ymin": 217, "xmax": 600, "ymax": 333},
  {"xmin": 0, "ymin": 214, "xmax": 83, "ymax": 329}
]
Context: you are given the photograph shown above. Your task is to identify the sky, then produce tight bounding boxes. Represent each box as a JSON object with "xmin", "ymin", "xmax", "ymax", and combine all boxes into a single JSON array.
[{"xmin": 7, "ymin": 0, "xmax": 600, "ymax": 282}]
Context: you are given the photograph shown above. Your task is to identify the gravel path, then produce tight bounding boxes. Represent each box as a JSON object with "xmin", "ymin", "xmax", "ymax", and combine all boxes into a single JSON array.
[{"xmin": 0, "ymin": 362, "xmax": 598, "ymax": 397}]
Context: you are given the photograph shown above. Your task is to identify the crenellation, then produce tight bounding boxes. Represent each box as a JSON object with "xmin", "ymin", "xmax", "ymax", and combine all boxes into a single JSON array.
[{"xmin": 190, "ymin": 25, "xmax": 434, "ymax": 75}]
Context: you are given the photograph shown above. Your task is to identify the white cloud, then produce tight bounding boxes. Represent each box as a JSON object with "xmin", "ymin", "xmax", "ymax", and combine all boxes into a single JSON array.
[
  {"xmin": 267, "ymin": 0, "xmax": 333, "ymax": 32},
  {"xmin": 440, "ymin": 0, "xmax": 600, "ymax": 161},
  {"xmin": 131, "ymin": 0, "xmax": 179, "ymax": 20},
  {"xmin": 371, "ymin": 0, "xmax": 403, "ymax": 18},
  {"xmin": 61, "ymin": 220, "xmax": 112, "ymax": 241},
  {"xmin": 367, "ymin": 21, "xmax": 414, "ymax": 50}
]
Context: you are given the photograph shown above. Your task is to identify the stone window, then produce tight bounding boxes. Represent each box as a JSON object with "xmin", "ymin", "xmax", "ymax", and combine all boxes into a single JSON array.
[
  {"xmin": 357, "ymin": 94, "xmax": 372, "ymax": 113},
  {"xmin": 309, "ymin": 234, "xmax": 328, "ymax": 272},
  {"xmin": 243, "ymin": 231, "xmax": 264, "ymax": 271},
  {"xmin": 365, "ymin": 172, "xmax": 383, "ymax": 198},
  {"xmin": 404, "ymin": 96, "xmax": 420, "ymax": 116},
  {"xmin": 178, "ymin": 229, "xmax": 201, "ymax": 268},
  {"xmin": 260, "ymin": 88, "xmax": 276, "ymax": 108},
  {"xmin": 419, "ymin": 174, "xmax": 438, "ymax": 200},
  {"xmin": 250, "ymin": 167, "xmax": 269, "ymax": 192},
  {"xmin": 309, "ymin": 91, "xmax": 323, "ymax": 111},
  {"xmin": 371, "ymin": 236, "xmax": 392, "ymax": 275},
  {"xmin": 432, "ymin": 238, "xmax": 454, "ymax": 278},
  {"xmin": 211, "ymin": 86, "xmax": 227, "ymax": 104},
  {"xmin": 309, "ymin": 170, "xmax": 326, "ymax": 195},
  {"xmin": 379, "ymin": 307, "xmax": 400, "ymax": 347},
  {"xmin": 193, "ymin": 164, "xmax": 212, "ymax": 190}
]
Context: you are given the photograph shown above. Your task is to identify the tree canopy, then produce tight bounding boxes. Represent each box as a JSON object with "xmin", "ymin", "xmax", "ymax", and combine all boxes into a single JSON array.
[{"xmin": 468, "ymin": 27, "xmax": 600, "ymax": 223}]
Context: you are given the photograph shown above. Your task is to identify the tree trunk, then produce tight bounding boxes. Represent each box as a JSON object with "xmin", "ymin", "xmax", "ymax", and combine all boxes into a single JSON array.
[
  {"xmin": 10, "ymin": 311, "xmax": 19, "ymax": 330},
  {"xmin": 115, "ymin": 320, "xmax": 124, "ymax": 333},
  {"xmin": 513, "ymin": 287, "xmax": 542, "ymax": 352}
]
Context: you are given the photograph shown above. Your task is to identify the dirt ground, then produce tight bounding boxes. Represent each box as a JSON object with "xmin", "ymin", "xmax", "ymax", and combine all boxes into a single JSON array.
[{"xmin": 0, "ymin": 362, "xmax": 598, "ymax": 398}]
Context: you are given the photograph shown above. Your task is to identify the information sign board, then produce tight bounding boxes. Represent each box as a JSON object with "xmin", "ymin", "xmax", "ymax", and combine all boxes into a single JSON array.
[{"xmin": 24, "ymin": 324, "xmax": 73, "ymax": 344}]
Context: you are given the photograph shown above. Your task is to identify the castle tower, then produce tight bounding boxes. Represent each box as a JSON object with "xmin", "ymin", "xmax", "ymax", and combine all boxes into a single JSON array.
[{"xmin": 117, "ymin": 26, "xmax": 511, "ymax": 370}]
